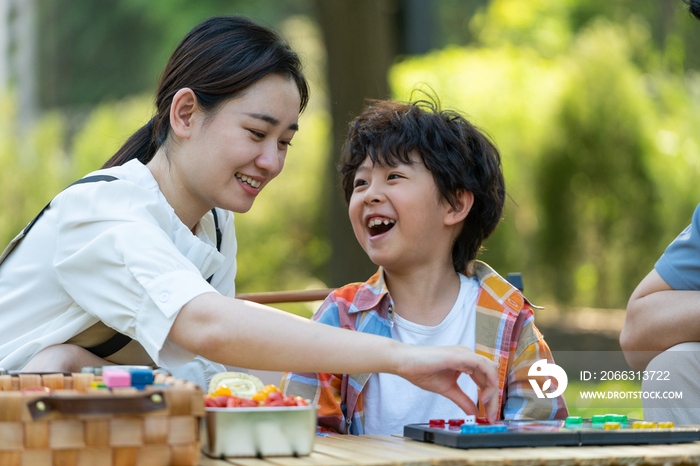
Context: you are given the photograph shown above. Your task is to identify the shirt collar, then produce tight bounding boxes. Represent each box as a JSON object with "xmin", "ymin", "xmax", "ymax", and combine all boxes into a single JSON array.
[
  {"xmin": 122, "ymin": 160, "xmax": 225, "ymax": 279},
  {"xmin": 349, "ymin": 267, "xmax": 393, "ymax": 319},
  {"xmin": 347, "ymin": 261, "xmax": 533, "ymax": 318}
]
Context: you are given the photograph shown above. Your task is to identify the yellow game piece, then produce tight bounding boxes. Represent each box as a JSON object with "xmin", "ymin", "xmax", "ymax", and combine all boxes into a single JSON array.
[
  {"xmin": 604, "ymin": 422, "xmax": 621, "ymax": 430},
  {"xmin": 633, "ymin": 421, "xmax": 656, "ymax": 429},
  {"xmin": 657, "ymin": 421, "xmax": 674, "ymax": 428}
]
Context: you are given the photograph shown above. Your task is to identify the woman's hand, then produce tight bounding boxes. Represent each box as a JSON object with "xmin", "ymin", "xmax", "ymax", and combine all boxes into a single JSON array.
[{"xmin": 395, "ymin": 345, "xmax": 499, "ymax": 422}]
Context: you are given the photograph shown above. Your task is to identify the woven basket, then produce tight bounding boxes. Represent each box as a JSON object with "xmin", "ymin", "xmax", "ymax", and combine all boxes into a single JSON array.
[{"xmin": 0, "ymin": 372, "xmax": 203, "ymax": 466}]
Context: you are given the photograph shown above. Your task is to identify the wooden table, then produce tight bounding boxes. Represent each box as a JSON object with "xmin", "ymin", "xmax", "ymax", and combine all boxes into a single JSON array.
[{"xmin": 200, "ymin": 434, "xmax": 700, "ymax": 466}]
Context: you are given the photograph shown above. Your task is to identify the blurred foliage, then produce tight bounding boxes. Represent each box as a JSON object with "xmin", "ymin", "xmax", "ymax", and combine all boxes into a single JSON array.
[
  {"xmin": 391, "ymin": 1, "xmax": 700, "ymax": 308},
  {"xmin": 4, "ymin": 0, "xmax": 700, "ymax": 313},
  {"xmin": 0, "ymin": 92, "xmax": 149, "ymax": 247},
  {"xmin": 36, "ymin": 0, "xmax": 312, "ymax": 108}
]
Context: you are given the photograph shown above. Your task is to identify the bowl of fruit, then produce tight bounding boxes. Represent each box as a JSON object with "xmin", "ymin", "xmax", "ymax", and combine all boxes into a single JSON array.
[{"xmin": 201, "ymin": 372, "xmax": 316, "ymax": 458}]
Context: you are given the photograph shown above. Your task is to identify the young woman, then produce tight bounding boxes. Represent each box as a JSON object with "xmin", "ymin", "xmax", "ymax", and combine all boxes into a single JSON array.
[{"xmin": 0, "ymin": 16, "xmax": 498, "ymax": 421}]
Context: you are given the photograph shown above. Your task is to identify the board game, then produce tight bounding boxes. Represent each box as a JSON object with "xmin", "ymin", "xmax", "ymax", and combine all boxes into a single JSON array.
[{"xmin": 404, "ymin": 416, "xmax": 700, "ymax": 449}]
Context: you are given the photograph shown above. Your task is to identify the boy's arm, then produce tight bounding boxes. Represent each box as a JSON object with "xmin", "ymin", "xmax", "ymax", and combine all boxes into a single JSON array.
[
  {"xmin": 502, "ymin": 306, "xmax": 569, "ymax": 420},
  {"xmin": 281, "ymin": 292, "xmax": 347, "ymax": 433}
]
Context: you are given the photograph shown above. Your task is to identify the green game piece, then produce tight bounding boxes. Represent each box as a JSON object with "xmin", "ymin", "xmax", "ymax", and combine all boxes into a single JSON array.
[
  {"xmin": 565, "ymin": 416, "xmax": 583, "ymax": 426},
  {"xmin": 591, "ymin": 415, "xmax": 606, "ymax": 423}
]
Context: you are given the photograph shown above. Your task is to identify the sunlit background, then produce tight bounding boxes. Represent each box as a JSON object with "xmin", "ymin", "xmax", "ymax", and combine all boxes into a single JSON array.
[{"xmin": 1, "ymin": 0, "xmax": 699, "ymax": 377}]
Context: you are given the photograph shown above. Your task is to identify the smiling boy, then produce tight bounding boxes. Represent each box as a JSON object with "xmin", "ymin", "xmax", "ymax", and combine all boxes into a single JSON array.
[{"xmin": 282, "ymin": 98, "xmax": 567, "ymax": 435}]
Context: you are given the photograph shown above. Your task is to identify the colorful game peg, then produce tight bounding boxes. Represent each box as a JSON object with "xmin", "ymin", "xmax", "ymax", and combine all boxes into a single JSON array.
[
  {"xmin": 657, "ymin": 421, "xmax": 675, "ymax": 428},
  {"xmin": 130, "ymin": 369, "xmax": 154, "ymax": 389},
  {"xmin": 81, "ymin": 366, "xmax": 103, "ymax": 376},
  {"xmin": 429, "ymin": 419, "xmax": 445, "ymax": 428},
  {"xmin": 604, "ymin": 422, "xmax": 621, "ymax": 430},
  {"xmin": 488, "ymin": 425, "xmax": 508, "ymax": 433},
  {"xmin": 448, "ymin": 419, "xmax": 465, "ymax": 427},
  {"xmin": 102, "ymin": 369, "xmax": 131, "ymax": 388},
  {"xmin": 461, "ymin": 424, "xmax": 477, "ymax": 434},
  {"xmin": 460, "ymin": 424, "xmax": 508, "ymax": 434},
  {"xmin": 605, "ymin": 414, "xmax": 627, "ymax": 423}
]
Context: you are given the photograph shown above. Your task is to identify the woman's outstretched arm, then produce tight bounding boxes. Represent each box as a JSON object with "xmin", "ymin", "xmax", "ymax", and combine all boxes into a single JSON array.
[{"xmin": 170, "ymin": 292, "xmax": 499, "ymax": 420}]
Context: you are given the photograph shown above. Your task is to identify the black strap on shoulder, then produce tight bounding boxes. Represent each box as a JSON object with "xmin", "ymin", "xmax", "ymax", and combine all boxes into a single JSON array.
[
  {"xmin": 22, "ymin": 175, "xmax": 119, "ymax": 237},
  {"xmin": 211, "ymin": 208, "xmax": 222, "ymax": 251},
  {"xmin": 206, "ymin": 208, "xmax": 222, "ymax": 284}
]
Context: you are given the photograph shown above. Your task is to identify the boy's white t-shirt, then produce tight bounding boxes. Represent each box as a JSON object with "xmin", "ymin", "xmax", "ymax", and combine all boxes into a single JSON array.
[{"xmin": 362, "ymin": 273, "xmax": 480, "ymax": 435}]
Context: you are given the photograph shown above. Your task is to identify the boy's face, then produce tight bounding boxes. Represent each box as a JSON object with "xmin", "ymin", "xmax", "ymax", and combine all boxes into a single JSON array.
[{"xmin": 348, "ymin": 152, "xmax": 459, "ymax": 273}]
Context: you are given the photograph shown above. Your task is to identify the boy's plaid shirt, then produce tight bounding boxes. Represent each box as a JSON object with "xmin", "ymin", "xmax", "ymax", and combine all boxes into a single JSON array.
[{"xmin": 281, "ymin": 261, "xmax": 568, "ymax": 434}]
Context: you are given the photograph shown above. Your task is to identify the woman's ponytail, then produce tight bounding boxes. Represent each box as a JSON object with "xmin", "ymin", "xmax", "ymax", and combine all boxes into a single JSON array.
[{"xmin": 102, "ymin": 118, "xmax": 159, "ymax": 168}]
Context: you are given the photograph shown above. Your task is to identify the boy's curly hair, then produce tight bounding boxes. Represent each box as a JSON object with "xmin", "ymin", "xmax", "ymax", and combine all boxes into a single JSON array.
[
  {"xmin": 340, "ymin": 97, "xmax": 505, "ymax": 274},
  {"xmin": 685, "ymin": 0, "xmax": 700, "ymax": 20}
]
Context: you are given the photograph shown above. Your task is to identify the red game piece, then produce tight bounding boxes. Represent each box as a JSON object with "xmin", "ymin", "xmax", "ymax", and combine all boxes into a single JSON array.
[
  {"xmin": 429, "ymin": 419, "xmax": 445, "ymax": 428},
  {"xmin": 475, "ymin": 417, "xmax": 489, "ymax": 424},
  {"xmin": 448, "ymin": 419, "xmax": 465, "ymax": 427}
]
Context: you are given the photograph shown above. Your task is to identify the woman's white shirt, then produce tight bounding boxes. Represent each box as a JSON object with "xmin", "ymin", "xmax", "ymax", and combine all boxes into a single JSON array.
[{"xmin": 0, "ymin": 159, "xmax": 237, "ymax": 376}]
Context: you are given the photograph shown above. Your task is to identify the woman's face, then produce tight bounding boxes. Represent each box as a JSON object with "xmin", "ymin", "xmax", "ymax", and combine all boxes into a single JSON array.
[{"xmin": 178, "ymin": 73, "xmax": 301, "ymax": 215}]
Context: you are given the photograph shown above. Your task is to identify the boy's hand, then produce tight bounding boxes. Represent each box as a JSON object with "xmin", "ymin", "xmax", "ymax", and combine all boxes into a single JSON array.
[{"xmin": 396, "ymin": 345, "xmax": 499, "ymax": 422}]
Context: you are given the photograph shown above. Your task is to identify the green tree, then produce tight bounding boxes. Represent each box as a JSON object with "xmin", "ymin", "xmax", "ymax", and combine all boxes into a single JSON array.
[{"xmin": 536, "ymin": 22, "xmax": 660, "ymax": 307}]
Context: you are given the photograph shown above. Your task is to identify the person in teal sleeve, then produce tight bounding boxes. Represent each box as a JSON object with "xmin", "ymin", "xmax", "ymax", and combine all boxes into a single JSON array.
[{"xmin": 620, "ymin": 0, "xmax": 700, "ymax": 425}]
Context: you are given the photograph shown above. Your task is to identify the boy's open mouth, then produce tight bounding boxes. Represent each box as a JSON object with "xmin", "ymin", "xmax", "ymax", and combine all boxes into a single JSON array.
[{"xmin": 367, "ymin": 217, "xmax": 396, "ymax": 237}]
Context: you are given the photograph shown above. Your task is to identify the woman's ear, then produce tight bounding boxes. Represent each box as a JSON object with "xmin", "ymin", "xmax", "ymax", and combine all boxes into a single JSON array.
[
  {"xmin": 444, "ymin": 190, "xmax": 474, "ymax": 226},
  {"xmin": 169, "ymin": 88, "xmax": 199, "ymax": 139}
]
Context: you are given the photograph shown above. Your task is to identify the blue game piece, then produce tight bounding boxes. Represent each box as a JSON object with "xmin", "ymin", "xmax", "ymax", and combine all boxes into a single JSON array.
[
  {"xmin": 461, "ymin": 425, "xmax": 477, "ymax": 434},
  {"xmin": 460, "ymin": 423, "xmax": 508, "ymax": 434},
  {"xmin": 130, "ymin": 369, "xmax": 154, "ymax": 386}
]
